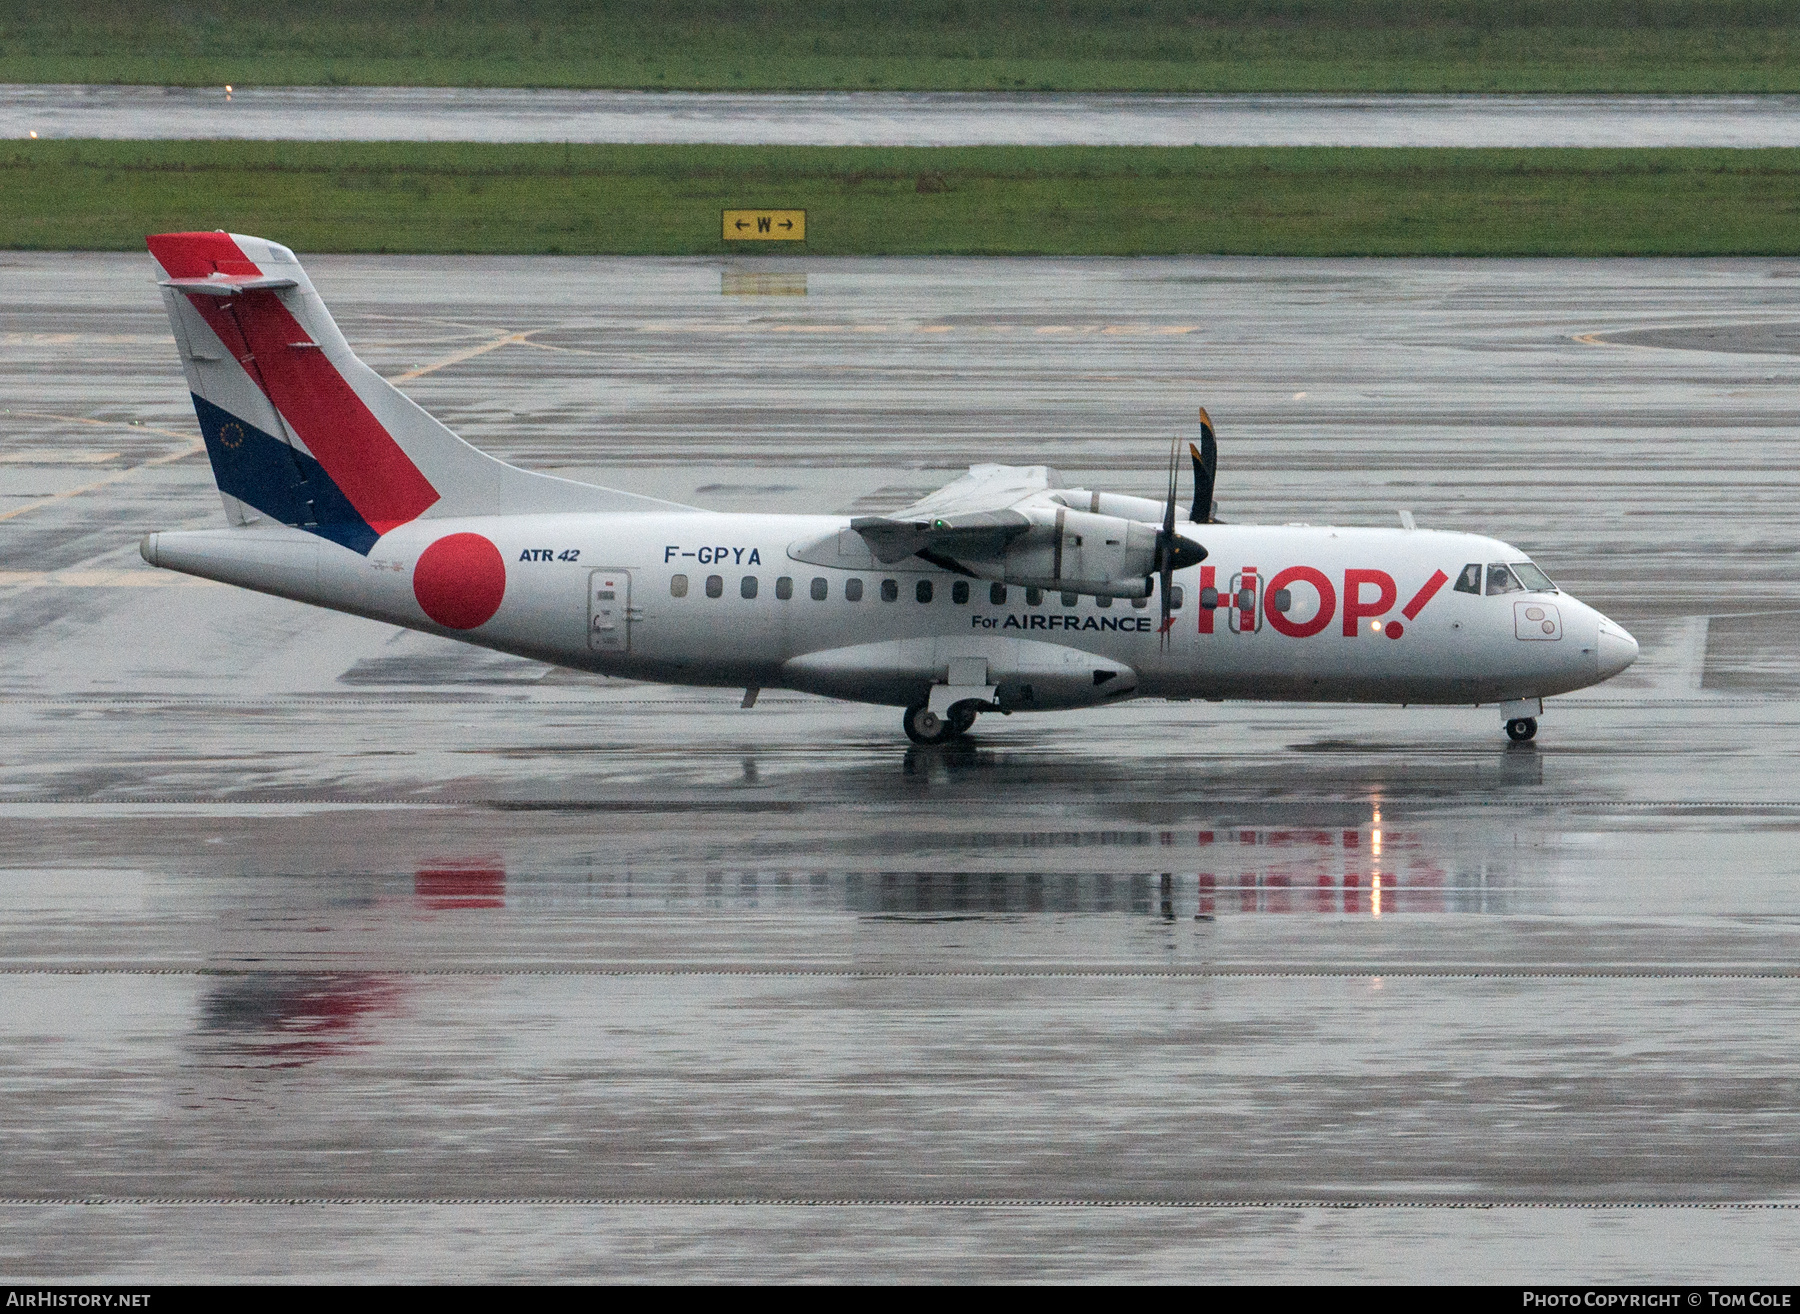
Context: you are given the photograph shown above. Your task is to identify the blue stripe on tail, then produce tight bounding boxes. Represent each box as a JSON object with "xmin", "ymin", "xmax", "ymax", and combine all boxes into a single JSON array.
[{"xmin": 192, "ymin": 394, "xmax": 379, "ymax": 555}]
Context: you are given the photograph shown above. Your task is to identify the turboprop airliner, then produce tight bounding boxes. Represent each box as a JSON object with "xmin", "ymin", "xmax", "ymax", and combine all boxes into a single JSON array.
[{"xmin": 138, "ymin": 231, "xmax": 1638, "ymax": 744}]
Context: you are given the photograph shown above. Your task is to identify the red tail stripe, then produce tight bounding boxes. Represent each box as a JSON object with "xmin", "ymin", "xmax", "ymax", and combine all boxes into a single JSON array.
[
  {"xmin": 147, "ymin": 231, "xmax": 260, "ymax": 279},
  {"xmin": 1402, "ymin": 568, "xmax": 1450, "ymax": 621},
  {"xmin": 185, "ymin": 291, "xmax": 439, "ymax": 533}
]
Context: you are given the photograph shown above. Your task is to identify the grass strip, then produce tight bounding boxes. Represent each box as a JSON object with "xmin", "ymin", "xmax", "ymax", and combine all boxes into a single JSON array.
[
  {"xmin": 6, "ymin": 1, "xmax": 1800, "ymax": 92},
  {"xmin": 6, "ymin": 141, "xmax": 1800, "ymax": 257}
]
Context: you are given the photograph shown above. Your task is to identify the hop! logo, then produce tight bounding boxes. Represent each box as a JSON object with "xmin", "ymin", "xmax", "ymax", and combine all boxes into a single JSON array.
[{"xmin": 218, "ymin": 421, "xmax": 245, "ymax": 450}]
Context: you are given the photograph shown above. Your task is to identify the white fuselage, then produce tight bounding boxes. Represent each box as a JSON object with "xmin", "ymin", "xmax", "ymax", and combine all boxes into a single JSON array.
[{"xmin": 143, "ymin": 510, "xmax": 1636, "ymax": 714}]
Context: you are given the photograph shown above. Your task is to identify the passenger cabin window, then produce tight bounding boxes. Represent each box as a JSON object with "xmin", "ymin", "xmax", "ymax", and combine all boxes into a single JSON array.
[
  {"xmin": 916, "ymin": 579, "xmax": 933, "ymax": 603},
  {"xmin": 990, "ymin": 583, "xmax": 1008, "ymax": 605},
  {"xmin": 1026, "ymin": 587, "xmax": 1044, "ymax": 606},
  {"xmin": 776, "ymin": 576, "xmax": 793, "ymax": 600},
  {"xmin": 670, "ymin": 574, "xmax": 688, "ymax": 598},
  {"xmin": 845, "ymin": 578, "xmax": 864, "ymax": 601},
  {"xmin": 1454, "ymin": 563, "xmax": 1481, "ymax": 594},
  {"xmin": 952, "ymin": 580, "xmax": 969, "ymax": 605},
  {"xmin": 881, "ymin": 578, "xmax": 899, "ymax": 602},
  {"xmin": 1485, "ymin": 563, "xmax": 1523, "ymax": 596},
  {"xmin": 1511, "ymin": 561, "xmax": 1557, "ymax": 592},
  {"xmin": 811, "ymin": 577, "xmax": 828, "ymax": 601},
  {"xmin": 705, "ymin": 574, "xmax": 723, "ymax": 598},
  {"xmin": 1170, "ymin": 585, "xmax": 1184, "ymax": 610},
  {"xmin": 1131, "ymin": 596, "xmax": 1148, "ymax": 609},
  {"xmin": 1061, "ymin": 591, "xmax": 1079, "ymax": 607},
  {"xmin": 741, "ymin": 576, "xmax": 759, "ymax": 599},
  {"xmin": 1095, "ymin": 595, "xmax": 1111, "ymax": 608}
]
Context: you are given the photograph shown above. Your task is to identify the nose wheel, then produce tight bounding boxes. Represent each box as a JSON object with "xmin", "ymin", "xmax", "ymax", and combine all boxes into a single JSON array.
[{"xmin": 1506, "ymin": 716, "xmax": 1538, "ymax": 743}]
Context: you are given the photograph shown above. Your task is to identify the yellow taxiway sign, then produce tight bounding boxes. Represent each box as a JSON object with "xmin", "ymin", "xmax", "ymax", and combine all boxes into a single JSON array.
[{"xmin": 723, "ymin": 209, "xmax": 806, "ymax": 241}]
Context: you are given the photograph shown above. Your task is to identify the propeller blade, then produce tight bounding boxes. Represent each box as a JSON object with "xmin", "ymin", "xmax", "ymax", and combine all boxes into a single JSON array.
[
  {"xmin": 1164, "ymin": 436, "xmax": 1179, "ymax": 534},
  {"xmin": 1190, "ymin": 406, "xmax": 1217, "ymax": 524},
  {"xmin": 1159, "ymin": 436, "xmax": 1179, "ymax": 642}
]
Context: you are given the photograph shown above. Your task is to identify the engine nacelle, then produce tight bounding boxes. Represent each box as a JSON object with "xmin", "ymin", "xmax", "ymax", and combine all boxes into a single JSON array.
[
  {"xmin": 1052, "ymin": 489, "xmax": 1174, "ymax": 523},
  {"xmin": 964, "ymin": 507, "xmax": 1160, "ymax": 599},
  {"xmin": 841, "ymin": 500, "xmax": 1205, "ymax": 600}
]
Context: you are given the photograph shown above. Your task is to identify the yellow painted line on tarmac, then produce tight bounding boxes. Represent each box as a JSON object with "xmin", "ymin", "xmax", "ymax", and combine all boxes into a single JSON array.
[
  {"xmin": 0, "ymin": 411, "xmax": 205, "ymax": 525},
  {"xmin": 0, "ymin": 333, "xmax": 176, "ymax": 347},
  {"xmin": 389, "ymin": 330, "xmax": 535, "ymax": 382},
  {"xmin": 518, "ymin": 338, "xmax": 602, "ymax": 357},
  {"xmin": 1572, "ymin": 330, "xmax": 1655, "ymax": 348},
  {"xmin": 0, "ymin": 328, "xmax": 534, "ymax": 525},
  {"xmin": 4, "ymin": 411, "xmax": 194, "ymax": 445},
  {"xmin": 0, "ymin": 568, "xmax": 217, "ymax": 588},
  {"xmin": 0, "ymin": 450, "xmax": 121, "ymax": 465},
  {"xmin": 1572, "ymin": 330, "xmax": 1683, "ymax": 352},
  {"xmin": 621, "ymin": 321, "xmax": 1202, "ymax": 336}
]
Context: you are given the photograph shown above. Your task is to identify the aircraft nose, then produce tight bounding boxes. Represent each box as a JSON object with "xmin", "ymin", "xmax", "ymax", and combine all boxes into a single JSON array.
[{"xmin": 1596, "ymin": 617, "xmax": 1639, "ymax": 681}]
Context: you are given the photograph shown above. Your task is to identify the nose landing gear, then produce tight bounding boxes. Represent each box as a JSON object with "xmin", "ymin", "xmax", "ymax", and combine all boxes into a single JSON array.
[{"xmin": 1506, "ymin": 716, "xmax": 1538, "ymax": 743}]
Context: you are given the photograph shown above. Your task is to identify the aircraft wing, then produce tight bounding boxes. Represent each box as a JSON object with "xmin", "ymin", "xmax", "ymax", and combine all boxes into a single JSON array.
[
  {"xmin": 849, "ymin": 464, "xmax": 1058, "ymax": 564},
  {"xmin": 892, "ymin": 463, "xmax": 1061, "ymax": 517}
]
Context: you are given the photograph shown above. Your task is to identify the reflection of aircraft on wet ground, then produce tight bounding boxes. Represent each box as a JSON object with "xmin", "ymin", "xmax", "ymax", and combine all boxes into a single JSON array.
[
  {"xmin": 200, "ymin": 972, "xmax": 403, "ymax": 1068},
  {"xmin": 848, "ymin": 823, "xmax": 1458, "ymax": 918},
  {"xmin": 139, "ymin": 232, "xmax": 1638, "ymax": 744},
  {"xmin": 415, "ymin": 862, "xmax": 506, "ymax": 910}
]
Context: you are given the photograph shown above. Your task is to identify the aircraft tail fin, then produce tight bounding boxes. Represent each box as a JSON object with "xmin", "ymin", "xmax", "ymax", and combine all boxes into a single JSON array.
[{"xmin": 147, "ymin": 231, "xmax": 690, "ymax": 553}]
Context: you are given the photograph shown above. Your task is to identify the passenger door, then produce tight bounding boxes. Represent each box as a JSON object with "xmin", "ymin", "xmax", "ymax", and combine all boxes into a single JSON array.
[
  {"xmin": 1228, "ymin": 567, "xmax": 1262, "ymax": 634},
  {"xmin": 588, "ymin": 569, "xmax": 633, "ymax": 653}
]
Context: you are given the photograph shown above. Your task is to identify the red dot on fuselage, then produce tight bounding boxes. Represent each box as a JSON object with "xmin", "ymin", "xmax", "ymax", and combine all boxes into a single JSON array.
[
  {"xmin": 1385, "ymin": 620, "xmax": 1404, "ymax": 639},
  {"xmin": 413, "ymin": 533, "xmax": 506, "ymax": 630}
]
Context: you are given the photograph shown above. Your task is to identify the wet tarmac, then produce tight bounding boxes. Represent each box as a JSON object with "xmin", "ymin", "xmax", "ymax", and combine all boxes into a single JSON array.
[
  {"xmin": 10, "ymin": 84, "xmax": 1800, "ymax": 147},
  {"xmin": 4, "ymin": 252, "xmax": 1800, "ymax": 1280}
]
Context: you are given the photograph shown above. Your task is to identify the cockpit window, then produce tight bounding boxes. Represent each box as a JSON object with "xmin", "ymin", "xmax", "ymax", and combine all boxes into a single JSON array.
[
  {"xmin": 1510, "ymin": 561, "xmax": 1557, "ymax": 592},
  {"xmin": 1454, "ymin": 563, "xmax": 1481, "ymax": 594},
  {"xmin": 1485, "ymin": 563, "xmax": 1524, "ymax": 595}
]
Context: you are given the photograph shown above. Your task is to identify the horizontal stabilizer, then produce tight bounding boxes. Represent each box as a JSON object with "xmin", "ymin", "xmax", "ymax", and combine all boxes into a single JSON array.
[{"xmin": 159, "ymin": 274, "xmax": 299, "ymax": 296}]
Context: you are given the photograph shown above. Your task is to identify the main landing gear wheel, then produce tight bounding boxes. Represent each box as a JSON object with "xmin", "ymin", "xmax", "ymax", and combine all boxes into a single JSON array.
[
  {"xmin": 904, "ymin": 702, "xmax": 954, "ymax": 745},
  {"xmin": 1506, "ymin": 716, "xmax": 1538, "ymax": 743},
  {"xmin": 905, "ymin": 700, "xmax": 982, "ymax": 744}
]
